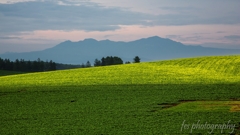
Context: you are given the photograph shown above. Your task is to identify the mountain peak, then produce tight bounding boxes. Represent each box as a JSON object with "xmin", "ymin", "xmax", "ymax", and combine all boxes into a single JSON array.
[
  {"xmin": 82, "ymin": 38, "xmax": 98, "ymax": 42},
  {"xmin": 2, "ymin": 36, "xmax": 239, "ymax": 65},
  {"xmin": 136, "ymin": 36, "xmax": 165, "ymax": 42},
  {"xmin": 63, "ymin": 40, "xmax": 72, "ymax": 43},
  {"xmin": 146, "ymin": 36, "xmax": 162, "ymax": 39}
]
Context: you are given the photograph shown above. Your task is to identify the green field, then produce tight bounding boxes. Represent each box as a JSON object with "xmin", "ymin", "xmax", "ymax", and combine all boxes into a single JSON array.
[{"xmin": 0, "ymin": 55, "xmax": 240, "ymax": 134}]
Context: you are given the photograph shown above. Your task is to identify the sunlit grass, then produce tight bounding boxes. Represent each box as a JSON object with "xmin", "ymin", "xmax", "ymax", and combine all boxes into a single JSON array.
[
  {"xmin": 161, "ymin": 101, "xmax": 240, "ymax": 112},
  {"xmin": 0, "ymin": 55, "xmax": 239, "ymax": 91}
]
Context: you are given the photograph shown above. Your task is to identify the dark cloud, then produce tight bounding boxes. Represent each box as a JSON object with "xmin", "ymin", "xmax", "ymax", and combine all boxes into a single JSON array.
[
  {"xmin": 153, "ymin": 14, "xmax": 240, "ymax": 26},
  {"xmin": 0, "ymin": 36, "xmax": 22, "ymax": 39},
  {"xmin": 224, "ymin": 35, "xmax": 240, "ymax": 40},
  {"xmin": 0, "ymin": 0, "xmax": 240, "ymax": 34},
  {"xmin": 104, "ymin": 34, "xmax": 119, "ymax": 38},
  {"xmin": 0, "ymin": 1, "xmax": 153, "ymax": 32},
  {"xmin": 157, "ymin": 1, "xmax": 240, "ymax": 26},
  {"xmin": 217, "ymin": 31, "xmax": 225, "ymax": 33},
  {"xmin": 166, "ymin": 35, "xmax": 180, "ymax": 39},
  {"xmin": 160, "ymin": 6, "xmax": 201, "ymax": 14},
  {"xmin": 198, "ymin": 43, "xmax": 240, "ymax": 49}
]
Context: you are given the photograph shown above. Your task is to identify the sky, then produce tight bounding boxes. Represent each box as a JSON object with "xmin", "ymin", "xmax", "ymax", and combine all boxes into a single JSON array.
[{"xmin": 0, "ymin": 0, "xmax": 240, "ymax": 54}]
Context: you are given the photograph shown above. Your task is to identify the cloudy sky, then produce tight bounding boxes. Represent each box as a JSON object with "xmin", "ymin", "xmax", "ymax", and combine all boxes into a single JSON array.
[{"xmin": 0, "ymin": 0, "xmax": 240, "ymax": 53}]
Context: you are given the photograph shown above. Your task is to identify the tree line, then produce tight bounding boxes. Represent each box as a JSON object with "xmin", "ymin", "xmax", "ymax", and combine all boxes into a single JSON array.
[
  {"xmin": 80, "ymin": 56, "xmax": 141, "ymax": 67},
  {"xmin": 94, "ymin": 56, "xmax": 124, "ymax": 66},
  {"xmin": 0, "ymin": 56, "xmax": 141, "ymax": 71},
  {"xmin": 0, "ymin": 57, "xmax": 56, "ymax": 72}
]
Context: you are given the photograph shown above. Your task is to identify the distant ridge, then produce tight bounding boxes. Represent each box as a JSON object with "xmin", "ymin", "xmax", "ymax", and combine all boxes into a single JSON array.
[{"xmin": 0, "ymin": 36, "xmax": 240, "ymax": 64}]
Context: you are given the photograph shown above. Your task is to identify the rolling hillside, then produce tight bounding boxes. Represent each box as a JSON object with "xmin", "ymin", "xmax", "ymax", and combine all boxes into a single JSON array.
[
  {"xmin": 0, "ymin": 55, "xmax": 239, "ymax": 90},
  {"xmin": 0, "ymin": 55, "xmax": 240, "ymax": 134}
]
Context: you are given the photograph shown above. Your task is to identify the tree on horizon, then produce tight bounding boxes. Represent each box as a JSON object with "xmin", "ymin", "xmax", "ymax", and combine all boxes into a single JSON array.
[
  {"xmin": 95, "ymin": 56, "xmax": 123, "ymax": 67},
  {"xmin": 133, "ymin": 56, "xmax": 140, "ymax": 63},
  {"xmin": 86, "ymin": 61, "xmax": 91, "ymax": 67},
  {"xmin": 94, "ymin": 59, "xmax": 101, "ymax": 67}
]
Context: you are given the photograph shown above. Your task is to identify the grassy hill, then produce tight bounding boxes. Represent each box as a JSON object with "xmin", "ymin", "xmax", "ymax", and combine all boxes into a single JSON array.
[{"xmin": 0, "ymin": 55, "xmax": 240, "ymax": 134}]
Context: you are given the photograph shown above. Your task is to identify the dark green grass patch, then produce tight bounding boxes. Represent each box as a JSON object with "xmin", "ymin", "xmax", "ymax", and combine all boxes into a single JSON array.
[
  {"xmin": 1, "ymin": 84, "xmax": 240, "ymax": 134},
  {"xmin": 0, "ymin": 70, "xmax": 24, "ymax": 76}
]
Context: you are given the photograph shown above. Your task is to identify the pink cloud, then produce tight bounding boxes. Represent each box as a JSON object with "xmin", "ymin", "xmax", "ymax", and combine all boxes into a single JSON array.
[
  {"xmin": 20, "ymin": 24, "xmax": 240, "ymax": 44},
  {"xmin": 1, "ymin": 24, "xmax": 240, "ymax": 53}
]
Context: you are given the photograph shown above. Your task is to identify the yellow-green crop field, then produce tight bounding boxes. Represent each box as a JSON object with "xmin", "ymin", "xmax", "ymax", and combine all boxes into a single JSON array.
[{"xmin": 0, "ymin": 55, "xmax": 240, "ymax": 134}]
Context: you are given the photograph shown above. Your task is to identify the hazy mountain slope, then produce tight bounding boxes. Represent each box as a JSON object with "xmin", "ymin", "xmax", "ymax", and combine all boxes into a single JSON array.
[{"xmin": 1, "ymin": 36, "xmax": 240, "ymax": 64}]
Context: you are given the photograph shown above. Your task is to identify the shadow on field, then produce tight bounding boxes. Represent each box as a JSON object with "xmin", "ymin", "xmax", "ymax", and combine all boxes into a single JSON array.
[{"xmin": 0, "ymin": 83, "xmax": 240, "ymax": 134}]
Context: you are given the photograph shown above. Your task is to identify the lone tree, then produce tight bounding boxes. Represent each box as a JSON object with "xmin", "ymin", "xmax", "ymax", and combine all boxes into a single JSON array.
[
  {"xmin": 86, "ymin": 61, "xmax": 91, "ymax": 67},
  {"xmin": 133, "ymin": 56, "xmax": 140, "ymax": 63}
]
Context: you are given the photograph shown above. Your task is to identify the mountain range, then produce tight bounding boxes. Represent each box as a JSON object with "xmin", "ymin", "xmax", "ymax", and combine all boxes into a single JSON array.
[{"xmin": 1, "ymin": 36, "xmax": 240, "ymax": 64}]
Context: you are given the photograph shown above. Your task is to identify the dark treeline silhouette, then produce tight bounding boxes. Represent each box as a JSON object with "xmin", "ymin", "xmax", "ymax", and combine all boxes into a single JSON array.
[
  {"xmin": 56, "ymin": 63, "xmax": 82, "ymax": 70},
  {"xmin": 79, "ymin": 61, "xmax": 91, "ymax": 68},
  {"xmin": 94, "ymin": 56, "xmax": 123, "ymax": 67},
  {"xmin": 0, "ymin": 57, "xmax": 56, "ymax": 72},
  {"xmin": 81, "ymin": 56, "xmax": 140, "ymax": 68},
  {"xmin": 0, "ymin": 56, "xmax": 141, "ymax": 71}
]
